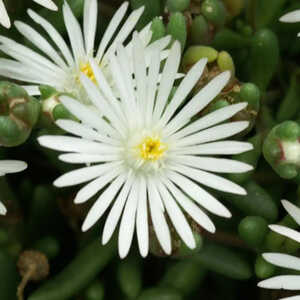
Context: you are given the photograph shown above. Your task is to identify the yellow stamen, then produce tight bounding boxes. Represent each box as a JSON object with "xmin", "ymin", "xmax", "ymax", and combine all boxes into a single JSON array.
[
  {"xmin": 138, "ymin": 137, "xmax": 167, "ymax": 161},
  {"xmin": 80, "ymin": 62, "xmax": 96, "ymax": 84}
]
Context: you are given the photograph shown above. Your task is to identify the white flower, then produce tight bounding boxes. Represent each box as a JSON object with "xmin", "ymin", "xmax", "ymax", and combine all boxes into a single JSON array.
[
  {"xmin": 0, "ymin": 160, "xmax": 27, "ymax": 215},
  {"xmin": 38, "ymin": 36, "xmax": 253, "ymax": 258},
  {"xmin": 0, "ymin": 0, "xmax": 57, "ymax": 29},
  {"xmin": 258, "ymin": 200, "xmax": 300, "ymax": 300},
  {"xmin": 0, "ymin": 0, "xmax": 170, "ymax": 104},
  {"xmin": 280, "ymin": 9, "xmax": 300, "ymax": 37}
]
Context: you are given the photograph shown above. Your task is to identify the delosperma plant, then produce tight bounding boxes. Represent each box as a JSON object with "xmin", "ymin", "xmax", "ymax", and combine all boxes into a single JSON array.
[{"xmin": 1, "ymin": 0, "xmax": 300, "ymax": 299}]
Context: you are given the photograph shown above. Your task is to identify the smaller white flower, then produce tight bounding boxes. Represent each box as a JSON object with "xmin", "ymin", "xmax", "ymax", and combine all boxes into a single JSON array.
[
  {"xmin": 0, "ymin": 160, "xmax": 27, "ymax": 215},
  {"xmin": 280, "ymin": 9, "xmax": 300, "ymax": 37},
  {"xmin": 258, "ymin": 200, "xmax": 300, "ymax": 300},
  {"xmin": 0, "ymin": 0, "xmax": 57, "ymax": 29}
]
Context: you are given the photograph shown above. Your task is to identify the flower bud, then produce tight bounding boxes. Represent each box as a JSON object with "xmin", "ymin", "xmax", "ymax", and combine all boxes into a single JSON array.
[
  {"xmin": 167, "ymin": 12, "xmax": 187, "ymax": 51},
  {"xmin": 255, "ymin": 255, "xmax": 276, "ymax": 279},
  {"xmin": 190, "ymin": 15, "xmax": 211, "ymax": 45},
  {"xmin": 0, "ymin": 82, "xmax": 40, "ymax": 147},
  {"xmin": 150, "ymin": 17, "xmax": 166, "ymax": 43},
  {"xmin": 166, "ymin": 0, "xmax": 190, "ymax": 12},
  {"xmin": 201, "ymin": 0, "xmax": 227, "ymax": 29}
]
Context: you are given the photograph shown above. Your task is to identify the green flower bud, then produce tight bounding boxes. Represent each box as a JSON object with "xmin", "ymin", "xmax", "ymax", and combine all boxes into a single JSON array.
[
  {"xmin": 190, "ymin": 15, "xmax": 210, "ymax": 45},
  {"xmin": 85, "ymin": 281, "xmax": 105, "ymax": 300},
  {"xmin": 238, "ymin": 216, "xmax": 268, "ymax": 247},
  {"xmin": 150, "ymin": 17, "xmax": 166, "ymax": 43},
  {"xmin": 255, "ymin": 255, "xmax": 276, "ymax": 279},
  {"xmin": 167, "ymin": 0, "xmax": 190, "ymax": 12},
  {"xmin": 263, "ymin": 121, "xmax": 300, "ymax": 179},
  {"xmin": 0, "ymin": 82, "xmax": 40, "ymax": 147},
  {"xmin": 223, "ymin": 0, "xmax": 245, "ymax": 18},
  {"xmin": 239, "ymin": 83, "xmax": 260, "ymax": 112},
  {"xmin": 201, "ymin": 0, "xmax": 227, "ymax": 28},
  {"xmin": 213, "ymin": 29, "xmax": 251, "ymax": 50},
  {"xmin": 167, "ymin": 12, "xmax": 187, "ymax": 51},
  {"xmin": 117, "ymin": 259, "xmax": 142, "ymax": 299},
  {"xmin": 208, "ymin": 99, "xmax": 230, "ymax": 112},
  {"xmin": 182, "ymin": 46, "xmax": 218, "ymax": 71},
  {"xmin": 217, "ymin": 50, "xmax": 235, "ymax": 78}
]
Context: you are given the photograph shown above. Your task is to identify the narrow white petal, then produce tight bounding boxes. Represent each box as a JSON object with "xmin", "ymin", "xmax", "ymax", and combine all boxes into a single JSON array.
[
  {"xmin": 96, "ymin": 2, "xmax": 129, "ymax": 60},
  {"xmin": 0, "ymin": 0, "xmax": 10, "ymax": 28},
  {"xmin": 170, "ymin": 155, "xmax": 253, "ymax": 173},
  {"xmin": 172, "ymin": 102, "xmax": 248, "ymax": 141},
  {"xmin": 263, "ymin": 253, "xmax": 300, "ymax": 271},
  {"xmin": 54, "ymin": 162, "xmax": 122, "ymax": 187},
  {"xmin": 58, "ymin": 153, "xmax": 119, "ymax": 164},
  {"xmin": 280, "ymin": 10, "xmax": 300, "ymax": 23},
  {"xmin": 157, "ymin": 180, "xmax": 195, "ymax": 249},
  {"xmin": 165, "ymin": 71, "xmax": 231, "ymax": 136},
  {"xmin": 172, "ymin": 141, "xmax": 253, "ymax": 156},
  {"xmin": 167, "ymin": 170, "xmax": 231, "ymax": 218},
  {"xmin": 33, "ymin": 0, "xmax": 58, "ymax": 10},
  {"xmin": 147, "ymin": 177, "xmax": 171, "ymax": 254},
  {"xmin": 162, "ymin": 177, "xmax": 215, "ymax": 233},
  {"xmin": 279, "ymin": 296, "xmax": 300, "ymax": 300},
  {"xmin": 170, "ymin": 163, "xmax": 246, "ymax": 195},
  {"xmin": 63, "ymin": 1, "xmax": 85, "ymax": 63},
  {"xmin": 14, "ymin": 21, "xmax": 67, "ymax": 68},
  {"xmin": 82, "ymin": 174, "xmax": 126, "ymax": 231},
  {"xmin": 269, "ymin": 225, "xmax": 300, "ymax": 244},
  {"xmin": 74, "ymin": 166, "xmax": 124, "ymax": 204},
  {"xmin": 136, "ymin": 176, "xmax": 149, "ymax": 257},
  {"xmin": 102, "ymin": 175, "xmax": 134, "ymax": 245},
  {"xmin": 153, "ymin": 41, "xmax": 181, "ymax": 122},
  {"xmin": 160, "ymin": 58, "xmax": 207, "ymax": 127},
  {"xmin": 258, "ymin": 275, "xmax": 300, "ymax": 290},
  {"xmin": 22, "ymin": 85, "xmax": 40, "ymax": 96},
  {"xmin": 83, "ymin": 0, "xmax": 97, "ymax": 54},
  {"xmin": 0, "ymin": 201, "xmax": 7, "ymax": 215},
  {"xmin": 118, "ymin": 179, "xmax": 139, "ymax": 258},
  {"xmin": 173, "ymin": 121, "xmax": 249, "ymax": 148},
  {"xmin": 28, "ymin": 9, "xmax": 74, "ymax": 66},
  {"xmin": 0, "ymin": 160, "xmax": 27, "ymax": 174},
  {"xmin": 282, "ymin": 200, "xmax": 300, "ymax": 226}
]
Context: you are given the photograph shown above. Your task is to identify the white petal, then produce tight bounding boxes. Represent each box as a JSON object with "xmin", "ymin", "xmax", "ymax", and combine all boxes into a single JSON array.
[
  {"xmin": 96, "ymin": 2, "xmax": 129, "ymax": 60},
  {"xmin": 63, "ymin": 1, "xmax": 85, "ymax": 63},
  {"xmin": 167, "ymin": 170, "xmax": 231, "ymax": 218},
  {"xmin": 269, "ymin": 224, "xmax": 300, "ymax": 243},
  {"xmin": 280, "ymin": 10, "xmax": 300, "ymax": 23},
  {"xmin": 170, "ymin": 163, "xmax": 246, "ymax": 195},
  {"xmin": 102, "ymin": 175, "xmax": 134, "ymax": 245},
  {"xmin": 160, "ymin": 58, "xmax": 207, "ymax": 127},
  {"xmin": 164, "ymin": 71, "xmax": 231, "ymax": 136},
  {"xmin": 22, "ymin": 85, "xmax": 40, "ymax": 96},
  {"xmin": 258, "ymin": 275, "xmax": 300, "ymax": 290},
  {"xmin": 54, "ymin": 162, "xmax": 122, "ymax": 187},
  {"xmin": 0, "ymin": 201, "xmax": 7, "ymax": 215},
  {"xmin": 282, "ymin": 200, "xmax": 300, "ymax": 226},
  {"xmin": 58, "ymin": 153, "xmax": 119, "ymax": 164},
  {"xmin": 33, "ymin": 0, "xmax": 58, "ymax": 10},
  {"xmin": 170, "ymin": 155, "xmax": 253, "ymax": 173},
  {"xmin": 172, "ymin": 102, "xmax": 248, "ymax": 141},
  {"xmin": 173, "ymin": 121, "xmax": 249, "ymax": 148},
  {"xmin": 263, "ymin": 253, "xmax": 300, "ymax": 271},
  {"xmin": 118, "ymin": 179, "xmax": 139, "ymax": 258},
  {"xmin": 153, "ymin": 41, "xmax": 181, "ymax": 122},
  {"xmin": 0, "ymin": 0, "xmax": 10, "ymax": 28},
  {"xmin": 0, "ymin": 160, "xmax": 27, "ymax": 174},
  {"xmin": 280, "ymin": 296, "xmax": 300, "ymax": 300},
  {"xmin": 162, "ymin": 177, "xmax": 215, "ymax": 233},
  {"xmin": 136, "ymin": 176, "xmax": 149, "ymax": 257},
  {"xmin": 28, "ymin": 9, "xmax": 74, "ymax": 66},
  {"xmin": 157, "ymin": 180, "xmax": 195, "ymax": 249},
  {"xmin": 83, "ymin": 0, "xmax": 97, "ymax": 54},
  {"xmin": 82, "ymin": 174, "xmax": 126, "ymax": 231},
  {"xmin": 74, "ymin": 166, "xmax": 124, "ymax": 204},
  {"xmin": 147, "ymin": 177, "xmax": 172, "ymax": 254},
  {"xmin": 172, "ymin": 141, "xmax": 253, "ymax": 156}
]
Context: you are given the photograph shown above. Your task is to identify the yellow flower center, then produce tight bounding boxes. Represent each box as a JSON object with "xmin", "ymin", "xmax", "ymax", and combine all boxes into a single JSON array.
[
  {"xmin": 138, "ymin": 137, "xmax": 167, "ymax": 161},
  {"xmin": 80, "ymin": 62, "xmax": 96, "ymax": 84}
]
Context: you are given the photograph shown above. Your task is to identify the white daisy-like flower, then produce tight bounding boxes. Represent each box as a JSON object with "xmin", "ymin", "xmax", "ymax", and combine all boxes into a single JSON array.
[
  {"xmin": 0, "ymin": 0, "xmax": 170, "ymax": 104},
  {"xmin": 280, "ymin": 10, "xmax": 300, "ymax": 37},
  {"xmin": 258, "ymin": 200, "xmax": 300, "ymax": 300},
  {"xmin": 38, "ymin": 35, "xmax": 253, "ymax": 258},
  {"xmin": 0, "ymin": 0, "xmax": 57, "ymax": 29},
  {"xmin": 0, "ymin": 160, "xmax": 27, "ymax": 215}
]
